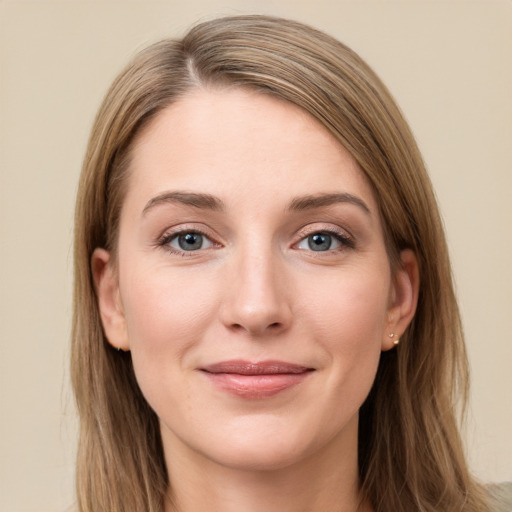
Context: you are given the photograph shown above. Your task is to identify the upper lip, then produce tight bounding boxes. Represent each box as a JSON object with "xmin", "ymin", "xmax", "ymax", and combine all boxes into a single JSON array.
[{"xmin": 201, "ymin": 360, "xmax": 313, "ymax": 375}]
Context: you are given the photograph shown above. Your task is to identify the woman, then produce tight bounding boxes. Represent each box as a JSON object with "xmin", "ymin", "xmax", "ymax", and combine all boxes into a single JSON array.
[{"xmin": 71, "ymin": 15, "xmax": 500, "ymax": 512}]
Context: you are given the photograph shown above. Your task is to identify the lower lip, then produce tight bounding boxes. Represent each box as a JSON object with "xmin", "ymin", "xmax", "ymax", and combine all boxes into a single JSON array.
[{"xmin": 202, "ymin": 371, "xmax": 311, "ymax": 398}]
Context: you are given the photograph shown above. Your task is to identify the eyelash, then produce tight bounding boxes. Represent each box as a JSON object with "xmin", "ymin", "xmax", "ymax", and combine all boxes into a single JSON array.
[
  {"xmin": 155, "ymin": 225, "xmax": 355, "ymax": 257},
  {"xmin": 156, "ymin": 228, "xmax": 218, "ymax": 257},
  {"xmin": 294, "ymin": 227, "xmax": 355, "ymax": 253}
]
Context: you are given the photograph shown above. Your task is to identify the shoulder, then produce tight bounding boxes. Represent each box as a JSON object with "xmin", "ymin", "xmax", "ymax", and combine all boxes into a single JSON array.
[{"xmin": 487, "ymin": 482, "xmax": 512, "ymax": 512}]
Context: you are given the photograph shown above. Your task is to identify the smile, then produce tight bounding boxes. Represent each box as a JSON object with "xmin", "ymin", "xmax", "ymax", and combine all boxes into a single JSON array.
[{"xmin": 200, "ymin": 360, "xmax": 315, "ymax": 399}]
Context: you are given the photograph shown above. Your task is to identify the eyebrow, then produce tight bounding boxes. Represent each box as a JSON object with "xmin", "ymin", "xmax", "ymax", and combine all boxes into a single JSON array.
[
  {"xmin": 142, "ymin": 190, "xmax": 371, "ymax": 217},
  {"xmin": 288, "ymin": 193, "xmax": 371, "ymax": 214},
  {"xmin": 142, "ymin": 191, "xmax": 225, "ymax": 216}
]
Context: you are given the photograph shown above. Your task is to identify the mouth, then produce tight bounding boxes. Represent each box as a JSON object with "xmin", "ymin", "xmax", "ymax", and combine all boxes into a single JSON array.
[{"xmin": 200, "ymin": 360, "xmax": 315, "ymax": 399}]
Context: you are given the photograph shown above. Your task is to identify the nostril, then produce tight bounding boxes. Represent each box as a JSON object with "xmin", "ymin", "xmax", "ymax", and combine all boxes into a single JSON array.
[{"xmin": 229, "ymin": 321, "xmax": 282, "ymax": 333}]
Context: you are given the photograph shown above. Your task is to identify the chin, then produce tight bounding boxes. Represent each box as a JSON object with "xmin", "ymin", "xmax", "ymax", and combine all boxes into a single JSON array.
[
  {"xmin": 189, "ymin": 414, "xmax": 353, "ymax": 473},
  {"xmin": 204, "ymin": 438, "xmax": 311, "ymax": 472}
]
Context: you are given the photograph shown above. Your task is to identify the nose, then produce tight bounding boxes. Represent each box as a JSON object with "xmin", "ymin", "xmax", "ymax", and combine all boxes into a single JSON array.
[{"xmin": 219, "ymin": 246, "xmax": 292, "ymax": 337}]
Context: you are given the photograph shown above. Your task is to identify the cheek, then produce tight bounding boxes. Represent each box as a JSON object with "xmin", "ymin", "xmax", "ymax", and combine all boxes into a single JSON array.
[
  {"xmin": 118, "ymin": 263, "xmax": 223, "ymax": 418},
  {"xmin": 301, "ymin": 265, "xmax": 390, "ymax": 340},
  {"xmin": 299, "ymin": 267, "xmax": 390, "ymax": 383},
  {"xmin": 119, "ymin": 263, "xmax": 219, "ymax": 369},
  {"xmin": 306, "ymin": 277, "xmax": 387, "ymax": 433}
]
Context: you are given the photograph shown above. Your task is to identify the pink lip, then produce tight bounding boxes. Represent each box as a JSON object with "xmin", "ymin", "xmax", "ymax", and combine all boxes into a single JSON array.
[{"xmin": 200, "ymin": 360, "xmax": 314, "ymax": 399}]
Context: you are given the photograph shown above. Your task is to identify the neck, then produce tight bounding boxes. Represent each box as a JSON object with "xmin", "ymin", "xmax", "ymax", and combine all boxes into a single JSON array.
[{"xmin": 162, "ymin": 419, "xmax": 372, "ymax": 512}]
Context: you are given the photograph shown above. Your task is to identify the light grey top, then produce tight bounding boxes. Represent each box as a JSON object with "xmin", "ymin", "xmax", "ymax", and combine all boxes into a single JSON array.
[{"xmin": 488, "ymin": 482, "xmax": 512, "ymax": 512}]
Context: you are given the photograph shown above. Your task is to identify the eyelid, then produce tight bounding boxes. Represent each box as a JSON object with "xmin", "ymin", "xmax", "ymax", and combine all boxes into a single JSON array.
[
  {"xmin": 293, "ymin": 224, "xmax": 355, "ymax": 251},
  {"xmin": 168, "ymin": 232, "xmax": 214, "ymax": 251},
  {"xmin": 154, "ymin": 222, "xmax": 355, "ymax": 256},
  {"xmin": 156, "ymin": 223, "xmax": 222, "ymax": 256}
]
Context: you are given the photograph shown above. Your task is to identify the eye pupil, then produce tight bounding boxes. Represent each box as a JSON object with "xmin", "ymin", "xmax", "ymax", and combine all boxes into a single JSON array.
[
  {"xmin": 308, "ymin": 233, "xmax": 331, "ymax": 251},
  {"xmin": 178, "ymin": 233, "xmax": 203, "ymax": 250}
]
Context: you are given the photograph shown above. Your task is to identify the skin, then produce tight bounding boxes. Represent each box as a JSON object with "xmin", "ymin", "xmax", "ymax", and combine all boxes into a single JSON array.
[{"xmin": 93, "ymin": 88, "xmax": 419, "ymax": 512}]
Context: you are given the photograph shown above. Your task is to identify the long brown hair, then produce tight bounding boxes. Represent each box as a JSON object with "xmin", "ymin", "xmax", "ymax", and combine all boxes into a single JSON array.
[{"xmin": 72, "ymin": 15, "xmax": 490, "ymax": 512}]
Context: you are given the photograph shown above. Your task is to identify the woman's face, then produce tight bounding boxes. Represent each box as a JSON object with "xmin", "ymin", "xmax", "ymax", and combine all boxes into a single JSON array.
[{"xmin": 94, "ymin": 88, "xmax": 417, "ymax": 471}]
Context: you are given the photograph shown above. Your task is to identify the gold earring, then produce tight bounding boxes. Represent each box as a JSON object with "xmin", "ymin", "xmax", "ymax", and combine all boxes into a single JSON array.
[{"xmin": 388, "ymin": 333, "xmax": 400, "ymax": 346}]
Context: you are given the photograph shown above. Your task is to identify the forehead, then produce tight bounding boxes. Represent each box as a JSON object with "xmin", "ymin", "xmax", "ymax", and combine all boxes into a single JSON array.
[{"xmin": 125, "ymin": 87, "xmax": 378, "ymax": 213}]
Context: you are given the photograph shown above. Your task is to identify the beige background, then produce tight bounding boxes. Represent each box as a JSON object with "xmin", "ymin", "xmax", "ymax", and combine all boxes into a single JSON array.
[{"xmin": 1, "ymin": 1, "xmax": 511, "ymax": 510}]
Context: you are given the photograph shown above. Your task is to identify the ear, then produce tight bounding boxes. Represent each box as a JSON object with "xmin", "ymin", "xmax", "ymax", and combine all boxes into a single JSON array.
[
  {"xmin": 91, "ymin": 248, "xmax": 130, "ymax": 351},
  {"xmin": 382, "ymin": 249, "xmax": 420, "ymax": 351}
]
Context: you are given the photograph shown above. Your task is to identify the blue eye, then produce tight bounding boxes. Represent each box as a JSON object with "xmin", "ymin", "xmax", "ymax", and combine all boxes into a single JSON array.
[
  {"xmin": 309, "ymin": 233, "xmax": 334, "ymax": 251},
  {"xmin": 296, "ymin": 232, "xmax": 347, "ymax": 252},
  {"xmin": 168, "ymin": 232, "xmax": 213, "ymax": 251}
]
